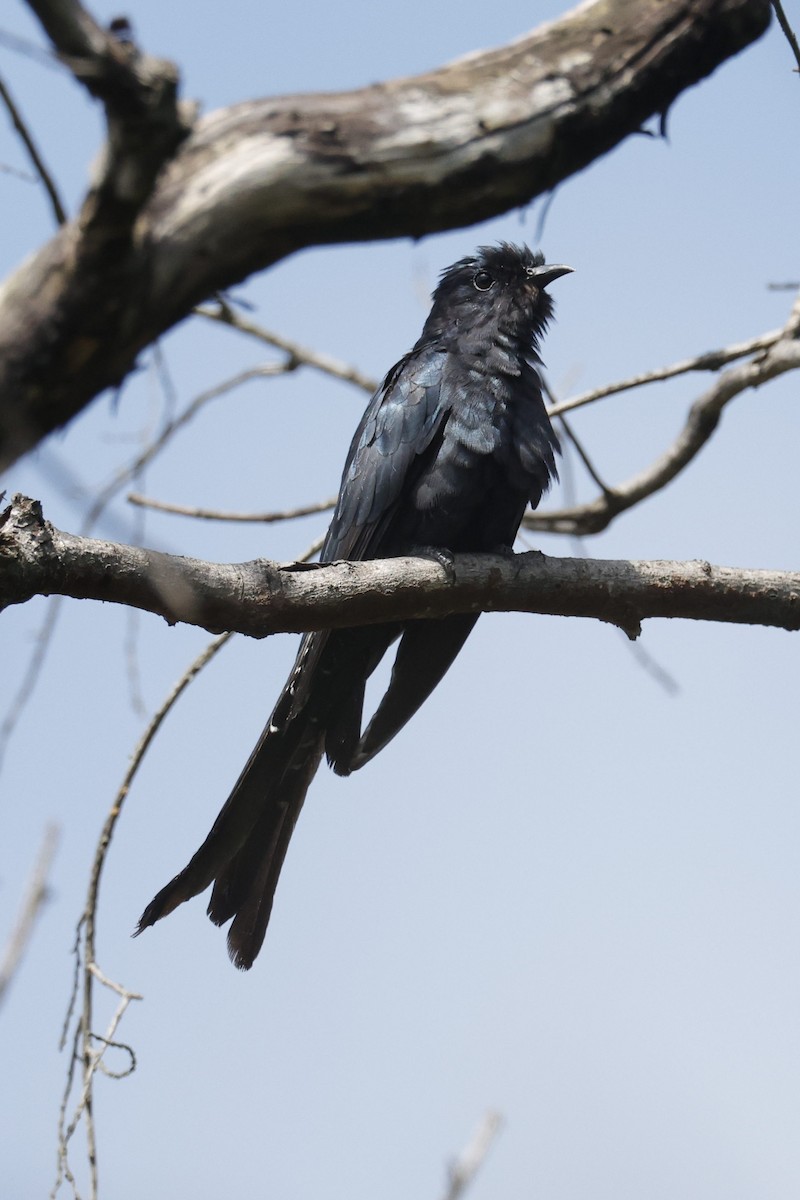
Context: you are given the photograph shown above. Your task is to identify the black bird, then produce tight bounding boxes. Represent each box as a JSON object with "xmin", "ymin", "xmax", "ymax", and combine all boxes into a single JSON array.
[{"xmin": 137, "ymin": 243, "xmax": 571, "ymax": 968}]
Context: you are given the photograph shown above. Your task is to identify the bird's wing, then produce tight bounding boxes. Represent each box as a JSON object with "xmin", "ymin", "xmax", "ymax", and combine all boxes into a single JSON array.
[{"xmin": 322, "ymin": 345, "xmax": 449, "ymax": 563}]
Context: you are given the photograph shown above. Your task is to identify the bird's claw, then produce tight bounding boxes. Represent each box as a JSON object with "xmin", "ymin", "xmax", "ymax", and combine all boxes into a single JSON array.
[{"xmin": 411, "ymin": 544, "xmax": 457, "ymax": 583}]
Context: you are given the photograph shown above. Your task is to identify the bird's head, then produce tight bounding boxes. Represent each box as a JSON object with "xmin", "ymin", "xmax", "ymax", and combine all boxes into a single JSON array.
[{"xmin": 424, "ymin": 242, "xmax": 572, "ymax": 347}]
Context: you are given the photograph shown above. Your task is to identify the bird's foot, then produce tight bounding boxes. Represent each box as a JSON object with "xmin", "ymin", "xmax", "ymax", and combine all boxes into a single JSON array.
[{"xmin": 280, "ymin": 559, "xmax": 326, "ymax": 573}]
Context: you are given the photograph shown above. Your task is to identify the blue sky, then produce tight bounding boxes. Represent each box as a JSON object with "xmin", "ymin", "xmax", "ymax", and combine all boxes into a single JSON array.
[{"xmin": 2, "ymin": 2, "xmax": 800, "ymax": 1197}]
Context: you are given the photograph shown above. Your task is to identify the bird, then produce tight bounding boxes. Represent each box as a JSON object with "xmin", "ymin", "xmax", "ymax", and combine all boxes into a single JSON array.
[{"xmin": 136, "ymin": 242, "xmax": 571, "ymax": 969}]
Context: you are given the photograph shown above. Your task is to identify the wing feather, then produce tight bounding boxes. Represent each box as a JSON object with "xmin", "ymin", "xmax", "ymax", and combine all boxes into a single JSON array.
[{"xmin": 322, "ymin": 346, "xmax": 448, "ymax": 563}]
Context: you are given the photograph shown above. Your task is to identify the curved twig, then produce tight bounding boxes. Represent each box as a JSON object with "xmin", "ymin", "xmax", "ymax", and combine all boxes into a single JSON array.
[
  {"xmin": 127, "ymin": 492, "xmax": 337, "ymax": 523},
  {"xmin": 530, "ymin": 295, "xmax": 800, "ymax": 535},
  {"xmin": 196, "ymin": 302, "xmax": 378, "ymax": 394}
]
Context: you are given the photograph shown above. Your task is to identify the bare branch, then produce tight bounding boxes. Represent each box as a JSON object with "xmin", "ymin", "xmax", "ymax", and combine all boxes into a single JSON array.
[
  {"xmin": 547, "ymin": 329, "xmax": 785, "ymax": 420},
  {"xmin": 2, "ymin": 495, "xmax": 798, "ymax": 639},
  {"xmin": 83, "ymin": 362, "xmax": 291, "ymax": 530},
  {"xmin": 1, "ymin": 0, "xmax": 771, "ymax": 467},
  {"xmin": 0, "ymin": 71, "xmax": 67, "ymax": 224},
  {"xmin": 0, "ymin": 26, "xmax": 64, "ymax": 69},
  {"xmin": 530, "ymin": 296, "xmax": 800, "ymax": 535},
  {"xmin": 0, "ymin": 823, "xmax": 59, "ymax": 1007},
  {"xmin": 772, "ymin": 0, "xmax": 800, "ymax": 72},
  {"xmin": 0, "ymin": 595, "xmax": 64, "ymax": 774},
  {"xmin": 24, "ymin": 0, "xmax": 192, "ymax": 222},
  {"xmin": 1, "ymin": 0, "xmax": 193, "ymax": 469},
  {"xmin": 127, "ymin": 492, "xmax": 337, "ymax": 523},
  {"xmin": 0, "ymin": 358, "xmax": 290, "ymax": 773},
  {"xmin": 52, "ymin": 526, "xmax": 325, "ymax": 1193},
  {"xmin": 443, "ymin": 1111, "xmax": 504, "ymax": 1200},
  {"xmin": 53, "ymin": 632, "xmax": 229, "ymax": 1199},
  {"xmin": 197, "ymin": 302, "xmax": 378, "ymax": 394}
]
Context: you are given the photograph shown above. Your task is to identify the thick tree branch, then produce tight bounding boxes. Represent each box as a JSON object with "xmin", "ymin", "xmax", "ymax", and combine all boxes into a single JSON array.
[
  {"xmin": 0, "ymin": 0, "xmax": 770, "ymax": 469},
  {"xmin": 0, "ymin": 0, "xmax": 192, "ymax": 469},
  {"xmin": 26, "ymin": 0, "xmax": 192, "ymax": 224},
  {"xmin": 2, "ymin": 495, "xmax": 797, "ymax": 639}
]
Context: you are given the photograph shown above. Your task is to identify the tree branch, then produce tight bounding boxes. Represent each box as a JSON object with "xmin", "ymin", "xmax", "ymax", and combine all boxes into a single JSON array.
[
  {"xmin": 443, "ymin": 1111, "xmax": 504, "ymax": 1200},
  {"xmin": 0, "ymin": 71, "xmax": 67, "ymax": 224},
  {"xmin": 528, "ymin": 291, "xmax": 800, "ymax": 535},
  {"xmin": 0, "ymin": 823, "xmax": 60, "ymax": 1008},
  {"xmin": 196, "ymin": 301, "xmax": 379, "ymax": 394},
  {"xmin": 0, "ymin": 0, "xmax": 771, "ymax": 468},
  {"xmin": 0, "ymin": 0, "xmax": 193, "ymax": 469},
  {"xmin": 127, "ymin": 492, "xmax": 337, "ymax": 523},
  {"xmin": 25, "ymin": 0, "xmax": 192, "ymax": 223},
  {"xmin": 2, "ymin": 495, "xmax": 797, "ymax": 639},
  {"xmin": 771, "ymin": 0, "xmax": 800, "ymax": 71}
]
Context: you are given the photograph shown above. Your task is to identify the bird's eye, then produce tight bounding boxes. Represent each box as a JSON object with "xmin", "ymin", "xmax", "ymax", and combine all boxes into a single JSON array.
[{"xmin": 472, "ymin": 270, "xmax": 494, "ymax": 292}]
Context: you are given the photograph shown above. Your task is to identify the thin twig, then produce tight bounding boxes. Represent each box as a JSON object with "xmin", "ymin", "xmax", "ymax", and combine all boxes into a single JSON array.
[
  {"xmin": 0, "ymin": 71, "xmax": 67, "ymax": 224},
  {"xmin": 620, "ymin": 630, "xmax": 680, "ymax": 695},
  {"xmin": 443, "ymin": 1111, "xmax": 504, "ymax": 1200},
  {"xmin": 541, "ymin": 366, "xmax": 613, "ymax": 499},
  {"xmin": 124, "ymin": 466, "xmax": 148, "ymax": 719},
  {"xmin": 84, "ymin": 362, "xmax": 292, "ymax": 531},
  {"xmin": 150, "ymin": 342, "xmax": 179, "ymax": 423},
  {"xmin": 529, "ymin": 294, "xmax": 800, "ymax": 535},
  {"xmin": 196, "ymin": 302, "xmax": 378, "ymax": 394},
  {"xmin": 53, "ymin": 631, "xmax": 230, "ymax": 1200},
  {"xmin": 127, "ymin": 492, "xmax": 337, "ymax": 523},
  {"xmin": 557, "ymin": 414, "xmax": 613, "ymax": 494},
  {"xmin": 0, "ymin": 823, "xmax": 60, "ymax": 1007},
  {"xmin": 0, "ymin": 595, "xmax": 64, "ymax": 773},
  {"xmin": 52, "ymin": 525, "xmax": 322, "ymax": 1195},
  {"xmin": 123, "ymin": 606, "xmax": 148, "ymax": 718},
  {"xmin": 534, "ymin": 187, "xmax": 558, "ymax": 242},
  {"xmin": 772, "ymin": 0, "xmax": 800, "ymax": 72},
  {"xmin": 541, "ymin": 389, "xmax": 679, "ymax": 694},
  {"xmin": 0, "ymin": 361, "xmax": 290, "ymax": 773},
  {"xmin": 0, "ymin": 28, "xmax": 64, "ymax": 69},
  {"xmin": 547, "ymin": 328, "xmax": 784, "ymax": 418},
  {"xmin": 0, "ymin": 160, "xmax": 37, "ymax": 182},
  {"xmin": 296, "ymin": 533, "xmax": 325, "ymax": 563}
]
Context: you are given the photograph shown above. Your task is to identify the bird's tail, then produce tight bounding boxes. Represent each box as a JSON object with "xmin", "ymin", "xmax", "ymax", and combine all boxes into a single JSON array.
[
  {"xmin": 208, "ymin": 718, "xmax": 325, "ymax": 968},
  {"xmin": 136, "ymin": 634, "xmax": 330, "ymax": 968},
  {"xmin": 136, "ymin": 615, "xmax": 478, "ymax": 967}
]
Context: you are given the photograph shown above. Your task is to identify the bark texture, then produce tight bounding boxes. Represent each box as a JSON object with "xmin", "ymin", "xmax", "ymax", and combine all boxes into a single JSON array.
[
  {"xmin": 0, "ymin": 0, "xmax": 771, "ymax": 469},
  {"xmin": 2, "ymin": 496, "xmax": 797, "ymax": 638}
]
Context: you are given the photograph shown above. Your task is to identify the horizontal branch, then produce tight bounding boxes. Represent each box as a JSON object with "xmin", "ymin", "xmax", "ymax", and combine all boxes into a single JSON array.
[
  {"xmin": 127, "ymin": 491, "xmax": 337, "ymax": 523},
  {"xmin": 0, "ymin": 0, "xmax": 771, "ymax": 467},
  {"xmin": 2, "ymin": 496, "xmax": 797, "ymax": 639}
]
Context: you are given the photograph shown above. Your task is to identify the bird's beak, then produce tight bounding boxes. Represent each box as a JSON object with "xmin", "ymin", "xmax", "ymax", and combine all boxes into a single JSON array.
[{"xmin": 527, "ymin": 263, "xmax": 574, "ymax": 288}]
